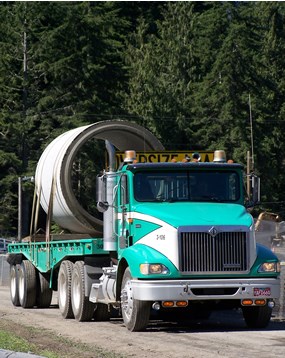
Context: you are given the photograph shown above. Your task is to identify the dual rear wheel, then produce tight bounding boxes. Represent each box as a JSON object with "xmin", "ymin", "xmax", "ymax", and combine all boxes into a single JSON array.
[
  {"xmin": 58, "ymin": 260, "xmax": 110, "ymax": 322},
  {"xmin": 10, "ymin": 260, "xmax": 53, "ymax": 309},
  {"xmin": 10, "ymin": 260, "xmax": 150, "ymax": 331},
  {"xmin": 57, "ymin": 261, "xmax": 151, "ymax": 329}
]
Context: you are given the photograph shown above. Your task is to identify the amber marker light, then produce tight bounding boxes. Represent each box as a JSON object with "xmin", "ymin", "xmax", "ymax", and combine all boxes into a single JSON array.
[
  {"xmin": 162, "ymin": 301, "xmax": 174, "ymax": 308},
  {"xmin": 124, "ymin": 150, "xmax": 136, "ymax": 163},
  {"xmin": 254, "ymin": 299, "xmax": 266, "ymax": 306},
  {"xmin": 242, "ymin": 299, "xmax": 253, "ymax": 306},
  {"xmin": 176, "ymin": 301, "xmax": 188, "ymax": 307}
]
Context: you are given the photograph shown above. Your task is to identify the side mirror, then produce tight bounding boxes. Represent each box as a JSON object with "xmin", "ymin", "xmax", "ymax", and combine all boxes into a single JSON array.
[
  {"xmin": 245, "ymin": 174, "xmax": 260, "ymax": 208},
  {"xmin": 97, "ymin": 201, "xmax": 109, "ymax": 212},
  {"xmin": 251, "ymin": 174, "xmax": 260, "ymax": 205}
]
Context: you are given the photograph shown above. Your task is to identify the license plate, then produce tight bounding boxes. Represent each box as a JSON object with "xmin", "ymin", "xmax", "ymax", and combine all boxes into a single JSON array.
[{"xmin": 254, "ymin": 287, "xmax": 271, "ymax": 296}]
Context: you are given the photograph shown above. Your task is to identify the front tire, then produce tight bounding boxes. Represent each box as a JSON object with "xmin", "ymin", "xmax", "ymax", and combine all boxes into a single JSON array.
[
  {"xmin": 71, "ymin": 261, "xmax": 95, "ymax": 321},
  {"xmin": 121, "ymin": 267, "xmax": 150, "ymax": 331},
  {"xmin": 10, "ymin": 264, "xmax": 21, "ymax": 306},
  {"xmin": 242, "ymin": 304, "xmax": 272, "ymax": 328},
  {"xmin": 18, "ymin": 260, "xmax": 37, "ymax": 308},
  {"xmin": 58, "ymin": 260, "xmax": 74, "ymax": 318}
]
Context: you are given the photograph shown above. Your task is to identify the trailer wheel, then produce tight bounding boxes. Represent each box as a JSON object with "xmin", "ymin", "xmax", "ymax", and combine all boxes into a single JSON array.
[
  {"xmin": 10, "ymin": 264, "xmax": 21, "ymax": 306},
  {"xmin": 18, "ymin": 260, "xmax": 37, "ymax": 308},
  {"xmin": 36, "ymin": 271, "xmax": 53, "ymax": 308},
  {"xmin": 121, "ymin": 267, "xmax": 150, "ymax": 331},
  {"xmin": 242, "ymin": 304, "xmax": 272, "ymax": 328},
  {"xmin": 58, "ymin": 260, "xmax": 74, "ymax": 318},
  {"xmin": 71, "ymin": 261, "xmax": 95, "ymax": 321}
]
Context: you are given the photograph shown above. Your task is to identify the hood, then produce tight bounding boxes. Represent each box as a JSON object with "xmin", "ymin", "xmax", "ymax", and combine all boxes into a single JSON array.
[{"xmin": 134, "ymin": 202, "xmax": 253, "ymax": 228}]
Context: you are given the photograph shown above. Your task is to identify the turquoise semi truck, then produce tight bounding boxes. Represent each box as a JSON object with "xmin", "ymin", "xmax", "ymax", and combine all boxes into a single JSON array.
[{"xmin": 7, "ymin": 121, "xmax": 280, "ymax": 331}]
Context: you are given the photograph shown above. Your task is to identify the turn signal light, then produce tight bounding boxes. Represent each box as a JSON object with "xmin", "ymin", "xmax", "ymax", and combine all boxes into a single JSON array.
[
  {"xmin": 162, "ymin": 301, "xmax": 174, "ymax": 307},
  {"xmin": 176, "ymin": 301, "xmax": 188, "ymax": 307},
  {"xmin": 242, "ymin": 299, "xmax": 253, "ymax": 306},
  {"xmin": 161, "ymin": 301, "xmax": 188, "ymax": 308},
  {"xmin": 242, "ymin": 299, "xmax": 267, "ymax": 306},
  {"xmin": 254, "ymin": 299, "xmax": 266, "ymax": 306}
]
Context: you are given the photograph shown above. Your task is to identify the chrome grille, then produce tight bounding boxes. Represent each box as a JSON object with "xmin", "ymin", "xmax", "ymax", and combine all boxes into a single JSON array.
[{"xmin": 179, "ymin": 226, "xmax": 249, "ymax": 274}]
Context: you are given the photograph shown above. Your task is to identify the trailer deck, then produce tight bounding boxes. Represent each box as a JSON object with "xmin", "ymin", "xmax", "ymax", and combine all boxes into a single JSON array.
[{"xmin": 8, "ymin": 238, "xmax": 105, "ymax": 273}]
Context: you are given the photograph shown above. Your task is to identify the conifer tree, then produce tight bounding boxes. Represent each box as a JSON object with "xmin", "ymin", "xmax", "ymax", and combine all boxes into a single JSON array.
[{"xmin": 254, "ymin": 2, "xmax": 285, "ymax": 213}]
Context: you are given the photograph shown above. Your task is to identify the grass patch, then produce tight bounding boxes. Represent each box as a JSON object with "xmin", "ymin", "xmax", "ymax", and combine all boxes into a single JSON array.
[
  {"xmin": 0, "ymin": 328, "xmax": 58, "ymax": 357},
  {"xmin": 0, "ymin": 318, "xmax": 124, "ymax": 358},
  {"xmin": 0, "ymin": 329, "xmax": 35, "ymax": 351}
]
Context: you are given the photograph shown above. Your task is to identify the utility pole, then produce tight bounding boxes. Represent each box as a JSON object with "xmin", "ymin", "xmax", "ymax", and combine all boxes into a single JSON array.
[
  {"xmin": 17, "ymin": 176, "xmax": 34, "ymax": 242},
  {"xmin": 247, "ymin": 94, "xmax": 254, "ymax": 199}
]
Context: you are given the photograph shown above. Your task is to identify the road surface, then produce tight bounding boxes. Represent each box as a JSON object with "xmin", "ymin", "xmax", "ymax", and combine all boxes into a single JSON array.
[{"xmin": 0, "ymin": 286, "xmax": 284, "ymax": 358}]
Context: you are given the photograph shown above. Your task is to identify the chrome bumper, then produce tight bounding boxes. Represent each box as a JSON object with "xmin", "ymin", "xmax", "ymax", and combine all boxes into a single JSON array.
[{"xmin": 131, "ymin": 277, "xmax": 280, "ymax": 301}]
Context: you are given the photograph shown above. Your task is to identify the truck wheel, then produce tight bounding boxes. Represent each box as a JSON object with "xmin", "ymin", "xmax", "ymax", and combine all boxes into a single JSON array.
[
  {"xmin": 58, "ymin": 260, "xmax": 74, "ymax": 318},
  {"xmin": 10, "ymin": 264, "xmax": 20, "ymax": 306},
  {"xmin": 121, "ymin": 267, "xmax": 150, "ymax": 331},
  {"xmin": 93, "ymin": 303, "xmax": 111, "ymax": 321},
  {"xmin": 36, "ymin": 271, "xmax": 53, "ymax": 308},
  {"xmin": 242, "ymin": 304, "xmax": 272, "ymax": 328},
  {"xmin": 71, "ymin": 261, "xmax": 95, "ymax": 321},
  {"xmin": 18, "ymin": 260, "xmax": 37, "ymax": 308}
]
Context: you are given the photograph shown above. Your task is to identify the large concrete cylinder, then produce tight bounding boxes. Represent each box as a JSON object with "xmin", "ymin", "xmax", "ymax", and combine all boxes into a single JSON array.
[{"xmin": 35, "ymin": 120, "xmax": 164, "ymax": 235}]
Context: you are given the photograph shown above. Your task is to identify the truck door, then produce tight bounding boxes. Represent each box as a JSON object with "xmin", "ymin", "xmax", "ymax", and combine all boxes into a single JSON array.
[{"xmin": 117, "ymin": 174, "xmax": 131, "ymax": 250}]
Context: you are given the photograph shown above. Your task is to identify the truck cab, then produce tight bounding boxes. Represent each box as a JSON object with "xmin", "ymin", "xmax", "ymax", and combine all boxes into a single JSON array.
[{"xmin": 101, "ymin": 152, "xmax": 280, "ymax": 331}]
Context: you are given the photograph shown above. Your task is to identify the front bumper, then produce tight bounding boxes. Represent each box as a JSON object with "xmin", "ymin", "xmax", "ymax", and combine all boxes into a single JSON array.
[{"xmin": 131, "ymin": 277, "xmax": 280, "ymax": 301}]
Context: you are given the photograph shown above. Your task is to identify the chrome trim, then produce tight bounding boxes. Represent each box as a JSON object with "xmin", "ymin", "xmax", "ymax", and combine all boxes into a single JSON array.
[
  {"xmin": 178, "ymin": 225, "xmax": 250, "ymax": 275},
  {"xmin": 131, "ymin": 277, "xmax": 280, "ymax": 301}
]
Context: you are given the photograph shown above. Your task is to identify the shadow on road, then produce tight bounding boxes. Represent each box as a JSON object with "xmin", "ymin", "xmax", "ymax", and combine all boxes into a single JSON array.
[{"xmin": 144, "ymin": 309, "xmax": 285, "ymax": 333}]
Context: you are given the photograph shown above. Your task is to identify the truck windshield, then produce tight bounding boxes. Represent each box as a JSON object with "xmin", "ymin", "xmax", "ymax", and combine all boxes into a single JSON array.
[{"xmin": 134, "ymin": 170, "xmax": 240, "ymax": 203}]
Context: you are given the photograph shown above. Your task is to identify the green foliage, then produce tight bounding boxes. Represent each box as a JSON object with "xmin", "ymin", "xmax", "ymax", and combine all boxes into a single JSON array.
[
  {"xmin": 1, "ymin": 1, "xmax": 285, "ymax": 234},
  {"xmin": 0, "ymin": 1, "xmax": 134, "ymax": 235},
  {"xmin": 124, "ymin": 1, "xmax": 285, "ymax": 216}
]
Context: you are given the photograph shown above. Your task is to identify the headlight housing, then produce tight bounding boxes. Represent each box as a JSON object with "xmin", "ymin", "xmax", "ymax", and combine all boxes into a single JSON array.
[
  {"xmin": 258, "ymin": 261, "xmax": 280, "ymax": 273},
  {"xmin": 140, "ymin": 263, "xmax": 169, "ymax": 275}
]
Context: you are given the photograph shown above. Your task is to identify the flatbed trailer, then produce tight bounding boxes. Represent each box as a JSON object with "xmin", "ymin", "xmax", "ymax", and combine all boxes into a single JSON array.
[{"xmin": 8, "ymin": 238, "xmax": 105, "ymax": 273}]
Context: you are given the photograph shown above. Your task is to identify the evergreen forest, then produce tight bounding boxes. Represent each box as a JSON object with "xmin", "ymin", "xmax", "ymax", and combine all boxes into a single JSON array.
[{"xmin": 1, "ymin": 1, "xmax": 285, "ymax": 237}]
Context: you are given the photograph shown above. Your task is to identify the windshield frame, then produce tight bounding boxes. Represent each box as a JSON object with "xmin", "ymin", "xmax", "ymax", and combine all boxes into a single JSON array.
[{"xmin": 133, "ymin": 169, "xmax": 241, "ymax": 203}]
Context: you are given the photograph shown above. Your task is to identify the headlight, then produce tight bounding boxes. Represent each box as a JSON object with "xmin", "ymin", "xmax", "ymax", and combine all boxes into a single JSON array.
[
  {"xmin": 140, "ymin": 263, "xmax": 169, "ymax": 275},
  {"xmin": 258, "ymin": 262, "xmax": 280, "ymax": 273}
]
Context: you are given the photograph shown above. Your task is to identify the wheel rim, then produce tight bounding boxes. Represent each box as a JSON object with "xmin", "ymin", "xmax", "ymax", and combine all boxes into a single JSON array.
[
  {"xmin": 10, "ymin": 267, "xmax": 17, "ymax": 298},
  {"xmin": 58, "ymin": 272, "xmax": 67, "ymax": 307},
  {"xmin": 121, "ymin": 277, "xmax": 133, "ymax": 322},
  {"xmin": 72, "ymin": 273, "xmax": 81, "ymax": 311},
  {"xmin": 18, "ymin": 268, "xmax": 25, "ymax": 302}
]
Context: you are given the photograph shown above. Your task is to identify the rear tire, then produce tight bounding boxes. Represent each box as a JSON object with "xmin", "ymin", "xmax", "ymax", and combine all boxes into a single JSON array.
[
  {"xmin": 10, "ymin": 264, "xmax": 20, "ymax": 307},
  {"xmin": 242, "ymin": 304, "xmax": 272, "ymax": 328},
  {"xmin": 36, "ymin": 271, "xmax": 53, "ymax": 308},
  {"xmin": 58, "ymin": 260, "xmax": 74, "ymax": 318},
  {"xmin": 121, "ymin": 267, "xmax": 150, "ymax": 331},
  {"xmin": 18, "ymin": 260, "xmax": 37, "ymax": 308},
  {"xmin": 71, "ymin": 261, "xmax": 95, "ymax": 321}
]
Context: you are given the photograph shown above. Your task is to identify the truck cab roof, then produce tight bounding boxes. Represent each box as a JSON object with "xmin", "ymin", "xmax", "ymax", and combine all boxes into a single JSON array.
[{"xmin": 124, "ymin": 162, "xmax": 244, "ymax": 172}]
